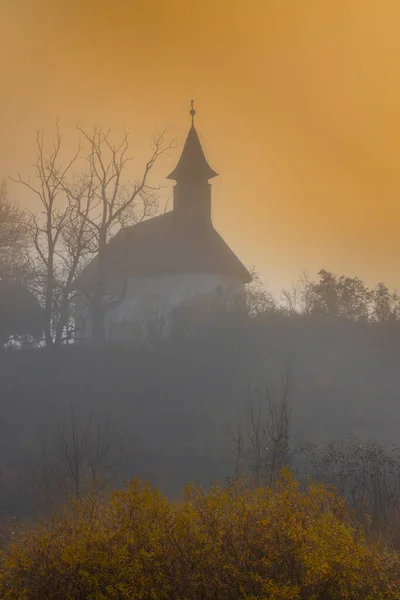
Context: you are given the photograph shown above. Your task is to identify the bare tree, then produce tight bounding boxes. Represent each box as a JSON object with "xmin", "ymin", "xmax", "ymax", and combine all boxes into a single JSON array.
[
  {"xmin": 228, "ymin": 368, "xmax": 292, "ymax": 488},
  {"xmin": 11, "ymin": 127, "xmax": 83, "ymax": 345},
  {"xmin": 12, "ymin": 124, "xmax": 173, "ymax": 345},
  {"xmin": 53, "ymin": 181, "xmax": 97, "ymax": 343},
  {"xmin": 65, "ymin": 126, "xmax": 173, "ymax": 344},
  {"xmin": 299, "ymin": 438, "xmax": 400, "ymax": 547},
  {"xmin": 244, "ymin": 268, "xmax": 276, "ymax": 317},
  {"xmin": 30, "ymin": 404, "xmax": 125, "ymax": 515},
  {"xmin": 281, "ymin": 271, "xmax": 315, "ymax": 316}
]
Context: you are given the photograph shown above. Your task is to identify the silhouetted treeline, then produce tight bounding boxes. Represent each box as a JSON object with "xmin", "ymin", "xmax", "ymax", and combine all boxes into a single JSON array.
[{"xmin": 249, "ymin": 267, "xmax": 400, "ymax": 323}]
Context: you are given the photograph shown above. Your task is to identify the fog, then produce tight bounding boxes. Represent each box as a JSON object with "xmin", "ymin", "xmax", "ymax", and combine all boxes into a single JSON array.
[
  {"xmin": 1, "ymin": 291, "xmax": 400, "ymax": 518},
  {"xmin": 2, "ymin": 0, "xmax": 400, "ymax": 562}
]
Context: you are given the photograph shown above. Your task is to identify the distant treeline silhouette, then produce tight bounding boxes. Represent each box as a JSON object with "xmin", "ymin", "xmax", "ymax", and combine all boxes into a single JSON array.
[{"xmin": 247, "ymin": 267, "xmax": 400, "ymax": 323}]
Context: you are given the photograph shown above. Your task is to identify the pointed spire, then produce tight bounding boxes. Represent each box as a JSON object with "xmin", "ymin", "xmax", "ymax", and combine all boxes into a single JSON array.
[{"xmin": 167, "ymin": 102, "xmax": 218, "ymax": 182}]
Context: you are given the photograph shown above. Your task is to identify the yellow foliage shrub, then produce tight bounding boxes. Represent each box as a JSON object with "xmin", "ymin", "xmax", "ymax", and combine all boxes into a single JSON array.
[{"xmin": 0, "ymin": 470, "xmax": 399, "ymax": 599}]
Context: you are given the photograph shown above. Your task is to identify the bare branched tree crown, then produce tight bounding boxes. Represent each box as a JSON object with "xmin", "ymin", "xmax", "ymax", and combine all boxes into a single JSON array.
[{"xmin": 12, "ymin": 124, "xmax": 174, "ymax": 345}]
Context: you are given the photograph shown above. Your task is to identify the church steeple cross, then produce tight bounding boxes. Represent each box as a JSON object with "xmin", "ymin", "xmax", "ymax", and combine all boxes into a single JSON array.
[{"xmin": 190, "ymin": 100, "xmax": 196, "ymax": 127}]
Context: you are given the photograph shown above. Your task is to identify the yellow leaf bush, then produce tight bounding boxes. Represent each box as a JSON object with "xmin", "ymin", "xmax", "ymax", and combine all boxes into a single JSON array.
[{"xmin": 0, "ymin": 470, "xmax": 399, "ymax": 599}]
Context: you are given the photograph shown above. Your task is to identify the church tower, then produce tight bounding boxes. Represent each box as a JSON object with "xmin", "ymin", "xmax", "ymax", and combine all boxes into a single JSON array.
[
  {"xmin": 73, "ymin": 103, "xmax": 251, "ymax": 343},
  {"xmin": 167, "ymin": 102, "xmax": 218, "ymax": 227}
]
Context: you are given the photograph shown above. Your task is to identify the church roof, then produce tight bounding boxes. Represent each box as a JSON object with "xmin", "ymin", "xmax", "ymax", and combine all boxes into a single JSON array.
[
  {"xmin": 167, "ymin": 125, "xmax": 218, "ymax": 182},
  {"xmin": 75, "ymin": 105, "xmax": 252, "ymax": 290},
  {"xmin": 75, "ymin": 211, "xmax": 252, "ymax": 289}
]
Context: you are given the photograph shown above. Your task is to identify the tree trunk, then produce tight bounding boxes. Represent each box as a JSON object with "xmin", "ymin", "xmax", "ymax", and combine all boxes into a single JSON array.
[
  {"xmin": 44, "ymin": 253, "xmax": 54, "ymax": 347},
  {"xmin": 92, "ymin": 230, "xmax": 107, "ymax": 345},
  {"xmin": 55, "ymin": 294, "xmax": 70, "ymax": 345}
]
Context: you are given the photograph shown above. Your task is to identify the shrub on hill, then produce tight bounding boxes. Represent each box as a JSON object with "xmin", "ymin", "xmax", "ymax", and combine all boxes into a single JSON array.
[{"xmin": 1, "ymin": 471, "xmax": 399, "ymax": 600}]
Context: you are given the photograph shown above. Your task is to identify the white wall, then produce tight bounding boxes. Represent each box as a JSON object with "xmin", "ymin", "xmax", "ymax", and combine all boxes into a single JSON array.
[{"xmin": 74, "ymin": 272, "xmax": 245, "ymax": 342}]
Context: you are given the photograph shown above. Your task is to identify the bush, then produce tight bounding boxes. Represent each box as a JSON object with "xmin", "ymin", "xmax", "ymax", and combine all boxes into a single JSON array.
[{"xmin": 1, "ymin": 471, "xmax": 399, "ymax": 599}]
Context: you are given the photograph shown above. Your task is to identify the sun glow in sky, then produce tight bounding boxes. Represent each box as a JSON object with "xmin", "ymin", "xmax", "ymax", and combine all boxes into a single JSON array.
[{"xmin": 2, "ymin": 0, "xmax": 400, "ymax": 293}]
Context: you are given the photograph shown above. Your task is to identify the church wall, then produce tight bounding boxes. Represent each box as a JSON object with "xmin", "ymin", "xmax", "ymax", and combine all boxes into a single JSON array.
[
  {"xmin": 106, "ymin": 272, "xmax": 244, "ymax": 341},
  {"xmin": 74, "ymin": 273, "xmax": 245, "ymax": 342}
]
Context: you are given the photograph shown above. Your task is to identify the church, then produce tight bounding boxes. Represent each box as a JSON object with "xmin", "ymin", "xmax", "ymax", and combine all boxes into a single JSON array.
[{"xmin": 74, "ymin": 107, "xmax": 252, "ymax": 341}]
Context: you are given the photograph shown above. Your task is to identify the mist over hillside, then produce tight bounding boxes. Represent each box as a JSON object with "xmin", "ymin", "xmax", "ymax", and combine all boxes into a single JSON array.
[{"xmin": 1, "ymin": 308, "xmax": 400, "ymax": 520}]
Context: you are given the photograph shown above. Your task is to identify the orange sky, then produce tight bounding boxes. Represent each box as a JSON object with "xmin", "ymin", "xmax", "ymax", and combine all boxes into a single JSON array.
[{"xmin": 2, "ymin": 0, "xmax": 400, "ymax": 293}]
